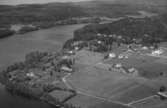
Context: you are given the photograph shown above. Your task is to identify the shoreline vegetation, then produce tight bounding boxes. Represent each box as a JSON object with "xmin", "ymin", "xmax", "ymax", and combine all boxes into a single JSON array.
[
  {"xmin": 64, "ymin": 15, "xmax": 167, "ymax": 52},
  {"xmin": 0, "ymin": 17, "xmax": 102, "ymax": 39},
  {"xmin": 1, "ymin": 0, "xmax": 165, "ymax": 39},
  {"xmin": 0, "ymin": 51, "xmax": 79, "ymax": 108}
]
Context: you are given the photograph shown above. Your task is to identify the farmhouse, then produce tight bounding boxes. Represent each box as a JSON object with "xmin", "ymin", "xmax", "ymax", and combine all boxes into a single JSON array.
[
  {"xmin": 26, "ymin": 72, "xmax": 35, "ymax": 78},
  {"xmin": 62, "ymin": 55, "xmax": 70, "ymax": 60},
  {"xmin": 118, "ymin": 54, "xmax": 124, "ymax": 59},
  {"xmin": 72, "ymin": 41, "xmax": 83, "ymax": 46},
  {"xmin": 118, "ymin": 54, "xmax": 128, "ymax": 59},
  {"xmin": 117, "ymin": 35, "xmax": 122, "ymax": 39},
  {"xmin": 109, "ymin": 53, "xmax": 116, "ymax": 58},
  {"xmin": 128, "ymin": 68, "xmax": 138, "ymax": 73},
  {"xmin": 103, "ymin": 34, "xmax": 107, "ymax": 37},
  {"xmin": 115, "ymin": 63, "xmax": 122, "ymax": 68},
  {"xmin": 127, "ymin": 49, "xmax": 133, "ymax": 52},
  {"xmin": 152, "ymin": 49, "xmax": 163, "ymax": 56},
  {"xmin": 109, "ymin": 34, "xmax": 113, "ymax": 37},
  {"xmin": 66, "ymin": 50, "xmax": 75, "ymax": 55},
  {"xmin": 142, "ymin": 46, "xmax": 148, "ymax": 50},
  {"xmin": 97, "ymin": 40, "xmax": 102, "ymax": 44},
  {"xmin": 97, "ymin": 33, "xmax": 102, "ymax": 36},
  {"xmin": 75, "ymin": 47, "xmax": 79, "ymax": 51},
  {"xmin": 60, "ymin": 66, "xmax": 73, "ymax": 73}
]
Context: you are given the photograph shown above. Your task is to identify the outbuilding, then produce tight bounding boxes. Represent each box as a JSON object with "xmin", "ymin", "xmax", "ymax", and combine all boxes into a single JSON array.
[
  {"xmin": 152, "ymin": 49, "xmax": 163, "ymax": 56},
  {"xmin": 60, "ymin": 66, "xmax": 73, "ymax": 72},
  {"xmin": 142, "ymin": 46, "xmax": 148, "ymax": 50},
  {"xmin": 115, "ymin": 63, "xmax": 122, "ymax": 68},
  {"xmin": 128, "ymin": 68, "xmax": 138, "ymax": 73},
  {"xmin": 109, "ymin": 53, "xmax": 116, "ymax": 58}
]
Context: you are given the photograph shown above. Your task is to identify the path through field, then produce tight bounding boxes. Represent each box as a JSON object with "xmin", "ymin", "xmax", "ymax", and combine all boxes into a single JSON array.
[{"xmin": 62, "ymin": 73, "xmax": 134, "ymax": 108}]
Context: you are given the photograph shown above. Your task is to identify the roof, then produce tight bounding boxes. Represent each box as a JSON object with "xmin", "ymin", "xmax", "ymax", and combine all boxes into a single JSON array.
[
  {"xmin": 152, "ymin": 49, "xmax": 163, "ymax": 55},
  {"xmin": 128, "ymin": 68, "xmax": 137, "ymax": 73},
  {"xmin": 115, "ymin": 63, "xmax": 122, "ymax": 68},
  {"xmin": 142, "ymin": 46, "xmax": 148, "ymax": 50},
  {"xmin": 109, "ymin": 53, "xmax": 116, "ymax": 58},
  {"xmin": 26, "ymin": 72, "xmax": 35, "ymax": 77},
  {"xmin": 61, "ymin": 66, "xmax": 72, "ymax": 72}
]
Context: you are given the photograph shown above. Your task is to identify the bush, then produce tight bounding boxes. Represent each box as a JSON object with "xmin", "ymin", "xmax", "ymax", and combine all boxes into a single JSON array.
[{"xmin": 0, "ymin": 29, "xmax": 14, "ymax": 38}]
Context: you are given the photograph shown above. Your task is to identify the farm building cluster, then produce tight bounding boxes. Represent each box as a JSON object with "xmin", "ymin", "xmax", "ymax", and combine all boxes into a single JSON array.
[
  {"xmin": 64, "ymin": 31, "xmax": 164, "ymax": 55},
  {"xmin": 2, "ymin": 51, "xmax": 78, "ymax": 106}
]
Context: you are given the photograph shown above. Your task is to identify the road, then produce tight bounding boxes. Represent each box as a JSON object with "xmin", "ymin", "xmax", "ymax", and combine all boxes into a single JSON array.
[{"xmin": 127, "ymin": 95, "xmax": 158, "ymax": 106}]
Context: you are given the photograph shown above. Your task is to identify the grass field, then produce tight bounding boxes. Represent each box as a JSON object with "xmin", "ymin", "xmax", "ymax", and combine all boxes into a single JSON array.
[
  {"xmin": 64, "ymin": 49, "xmax": 167, "ymax": 108},
  {"xmin": 66, "ymin": 94, "xmax": 106, "ymax": 108},
  {"xmin": 131, "ymin": 96, "xmax": 167, "ymax": 108},
  {"xmin": 65, "ymin": 50, "xmax": 163, "ymax": 105},
  {"xmin": 68, "ymin": 66, "xmax": 158, "ymax": 103},
  {"xmin": 105, "ymin": 47, "xmax": 167, "ymax": 79},
  {"xmin": 66, "ymin": 94, "xmax": 131, "ymax": 108}
]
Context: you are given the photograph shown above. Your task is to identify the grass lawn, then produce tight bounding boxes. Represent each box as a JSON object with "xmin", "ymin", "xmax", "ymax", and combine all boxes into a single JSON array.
[
  {"xmin": 67, "ymin": 65, "xmax": 157, "ymax": 104},
  {"xmin": 49, "ymin": 90, "xmax": 73, "ymax": 102},
  {"xmin": 91, "ymin": 101, "xmax": 132, "ymax": 108},
  {"xmin": 105, "ymin": 52, "xmax": 167, "ymax": 79},
  {"xmin": 66, "ymin": 94, "xmax": 131, "ymax": 108},
  {"xmin": 66, "ymin": 49, "xmax": 167, "ymax": 107},
  {"xmin": 132, "ymin": 96, "xmax": 167, "ymax": 108},
  {"xmin": 66, "ymin": 94, "xmax": 105, "ymax": 108}
]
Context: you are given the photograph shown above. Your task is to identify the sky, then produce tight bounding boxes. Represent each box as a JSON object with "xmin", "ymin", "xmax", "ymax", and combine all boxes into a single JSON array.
[{"xmin": 0, "ymin": 0, "xmax": 91, "ymax": 5}]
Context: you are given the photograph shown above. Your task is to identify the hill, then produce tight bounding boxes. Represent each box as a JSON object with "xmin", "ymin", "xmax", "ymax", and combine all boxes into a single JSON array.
[
  {"xmin": 0, "ymin": 3, "xmax": 87, "ymax": 25},
  {"xmin": 0, "ymin": 0, "xmax": 166, "ymax": 38},
  {"xmin": 94, "ymin": 0, "xmax": 167, "ymax": 6},
  {"xmin": 93, "ymin": 0, "xmax": 167, "ymax": 13}
]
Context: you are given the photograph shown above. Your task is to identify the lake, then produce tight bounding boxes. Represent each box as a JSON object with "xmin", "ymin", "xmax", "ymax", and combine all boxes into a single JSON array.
[{"xmin": 0, "ymin": 24, "xmax": 86, "ymax": 108}]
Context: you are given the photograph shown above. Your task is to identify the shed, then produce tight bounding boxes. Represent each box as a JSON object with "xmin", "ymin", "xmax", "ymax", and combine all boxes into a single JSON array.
[
  {"xmin": 152, "ymin": 49, "xmax": 163, "ymax": 55},
  {"xmin": 109, "ymin": 53, "xmax": 116, "ymax": 58},
  {"xmin": 115, "ymin": 63, "xmax": 122, "ymax": 68},
  {"xmin": 61, "ymin": 66, "xmax": 73, "ymax": 72}
]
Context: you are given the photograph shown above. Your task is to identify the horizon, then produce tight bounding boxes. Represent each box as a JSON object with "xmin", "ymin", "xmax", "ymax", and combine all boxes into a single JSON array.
[{"xmin": 0, "ymin": 0, "xmax": 91, "ymax": 5}]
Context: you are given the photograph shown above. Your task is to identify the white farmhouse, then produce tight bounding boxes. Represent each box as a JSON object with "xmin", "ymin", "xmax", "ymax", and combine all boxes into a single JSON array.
[
  {"xmin": 97, "ymin": 41, "xmax": 102, "ymax": 44},
  {"xmin": 61, "ymin": 66, "xmax": 73, "ymax": 72},
  {"xmin": 118, "ymin": 54, "xmax": 124, "ymax": 59},
  {"xmin": 109, "ymin": 53, "xmax": 116, "ymax": 58},
  {"xmin": 75, "ymin": 47, "xmax": 79, "ymax": 51},
  {"xmin": 142, "ymin": 46, "xmax": 148, "ymax": 50},
  {"xmin": 152, "ymin": 49, "xmax": 163, "ymax": 56},
  {"xmin": 128, "ymin": 68, "xmax": 138, "ymax": 73},
  {"xmin": 97, "ymin": 33, "xmax": 102, "ymax": 36},
  {"xmin": 128, "ymin": 68, "xmax": 138, "ymax": 76},
  {"xmin": 115, "ymin": 63, "xmax": 122, "ymax": 68},
  {"xmin": 26, "ymin": 72, "xmax": 35, "ymax": 78}
]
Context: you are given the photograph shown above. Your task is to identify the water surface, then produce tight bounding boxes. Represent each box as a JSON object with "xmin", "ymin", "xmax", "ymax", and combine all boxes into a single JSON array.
[{"xmin": 0, "ymin": 24, "xmax": 86, "ymax": 108}]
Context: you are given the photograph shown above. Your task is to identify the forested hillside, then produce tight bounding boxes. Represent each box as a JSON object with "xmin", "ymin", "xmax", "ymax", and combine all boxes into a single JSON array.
[{"xmin": 0, "ymin": 0, "xmax": 166, "ymax": 38}]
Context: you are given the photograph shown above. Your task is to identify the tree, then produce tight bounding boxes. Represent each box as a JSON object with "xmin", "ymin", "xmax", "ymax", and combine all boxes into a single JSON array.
[{"xmin": 160, "ymin": 86, "xmax": 166, "ymax": 92}]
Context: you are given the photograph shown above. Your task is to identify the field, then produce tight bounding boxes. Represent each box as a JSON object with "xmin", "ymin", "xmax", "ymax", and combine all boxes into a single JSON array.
[
  {"xmin": 131, "ymin": 96, "xmax": 167, "ymax": 108},
  {"xmin": 67, "ymin": 65, "xmax": 158, "ymax": 102},
  {"xmin": 104, "ymin": 45, "xmax": 167, "ymax": 79},
  {"xmin": 63, "ymin": 49, "xmax": 167, "ymax": 108},
  {"xmin": 66, "ymin": 94, "xmax": 131, "ymax": 108}
]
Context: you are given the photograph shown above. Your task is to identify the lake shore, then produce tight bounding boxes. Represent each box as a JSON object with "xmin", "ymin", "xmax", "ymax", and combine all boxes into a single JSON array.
[{"xmin": 0, "ymin": 23, "xmax": 86, "ymax": 108}]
